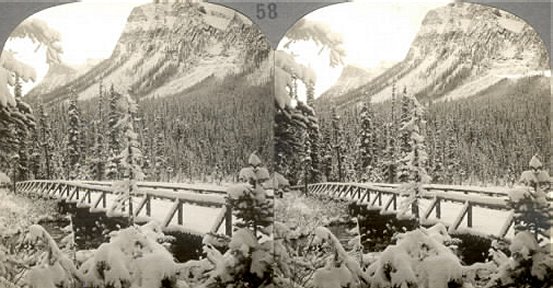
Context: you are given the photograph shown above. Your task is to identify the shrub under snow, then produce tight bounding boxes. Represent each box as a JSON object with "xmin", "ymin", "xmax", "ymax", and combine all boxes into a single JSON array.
[
  {"xmin": 366, "ymin": 223, "xmax": 466, "ymax": 288},
  {"xmin": 79, "ymin": 221, "xmax": 179, "ymax": 288}
]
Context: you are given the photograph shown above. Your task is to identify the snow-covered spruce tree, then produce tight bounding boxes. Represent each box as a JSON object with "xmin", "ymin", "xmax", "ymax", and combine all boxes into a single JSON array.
[
  {"xmin": 296, "ymin": 99, "xmax": 322, "ymax": 185},
  {"xmin": 67, "ymin": 91, "xmax": 82, "ymax": 180},
  {"xmin": 228, "ymin": 152, "xmax": 272, "ymax": 237},
  {"xmin": 305, "ymin": 81, "xmax": 322, "ymax": 184},
  {"xmin": 1, "ymin": 19, "xmax": 60, "ymax": 174},
  {"xmin": 397, "ymin": 92, "xmax": 430, "ymax": 222},
  {"xmin": 0, "ymin": 18, "xmax": 61, "ymax": 113},
  {"xmin": 13, "ymin": 75, "xmax": 32, "ymax": 181},
  {"xmin": 397, "ymin": 87, "xmax": 412, "ymax": 183},
  {"xmin": 90, "ymin": 84, "xmax": 107, "ymax": 181},
  {"xmin": 381, "ymin": 81, "xmax": 398, "ymax": 184},
  {"xmin": 320, "ymin": 126, "xmax": 334, "ymax": 182},
  {"xmin": 28, "ymin": 131, "xmax": 41, "ymax": 179},
  {"xmin": 275, "ymin": 105, "xmax": 298, "ymax": 184},
  {"xmin": 444, "ymin": 120, "xmax": 460, "ymax": 184},
  {"xmin": 37, "ymin": 101, "xmax": 54, "ymax": 179},
  {"xmin": 331, "ymin": 107, "xmax": 346, "ymax": 182},
  {"xmin": 275, "ymin": 22, "xmax": 343, "ymax": 184},
  {"xmin": 430, "ymin": 119, "xmax": 445, "ymax": 184},
  {"xmin": 107, "ymin": 85, "xmax": 122, "ymax": 180},
  {"xmin": 153, "ymin": 116, "xmax": 167, "ymax": 181},
  {"xmin": 108, "ymin": 93, "xmax": 144, "ymax": 224},
  {"xmin": 358, "ymin": 96, "xmax": 376, "ymax": 182}
]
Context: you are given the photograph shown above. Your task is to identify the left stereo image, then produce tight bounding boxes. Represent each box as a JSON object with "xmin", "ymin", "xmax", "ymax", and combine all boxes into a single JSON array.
[{"xmin": 0, "ymin": 1, "xmax": 275, "ymax": 287}]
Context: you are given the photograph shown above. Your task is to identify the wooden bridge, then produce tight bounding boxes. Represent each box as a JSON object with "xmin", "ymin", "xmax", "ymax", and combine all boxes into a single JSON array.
[
  {"xmin": 15, "ymin": 180, "xmax": 233, "ymax": 237},
  {"xmin": 299, "ymin": 182, "xmax": 552, "ymax": 239}
]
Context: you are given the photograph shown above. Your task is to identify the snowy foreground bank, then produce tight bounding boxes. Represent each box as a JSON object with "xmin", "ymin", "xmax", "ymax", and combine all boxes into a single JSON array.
[{"xmin": 273, "ymin": 190, "xmax": 552, "ymax": 288}]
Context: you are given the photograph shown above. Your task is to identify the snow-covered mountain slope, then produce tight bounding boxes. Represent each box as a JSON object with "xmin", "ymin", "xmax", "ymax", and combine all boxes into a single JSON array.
[
  {"xmin": 26, "ymin": 60, "xmax": 100, "ymax": 97},
  {"xmin": 319, "ymin": 63, "xmax": 393, "ymax": 99},
  {"xmin": 32, "ymin": 2, "xmax": 270, "ymax": 104},
  {"xmin": 320, "ymin": 2, "xmax": 550, "ymax": 109}
]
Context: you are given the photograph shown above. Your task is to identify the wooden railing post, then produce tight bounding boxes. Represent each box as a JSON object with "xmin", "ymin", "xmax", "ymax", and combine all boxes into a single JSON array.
[
  {"xmin": 128, "ymin": 197, "xmax": 134, "ymax": 218},
  {"xmin": 225, "ymin": 204, "xmax": 233, "ymax": 237},
  {"xmin": 146, "ymin": 195, "xmax": 151, "ymax": 216},
  {"xmin": 467, "ymin": 203, "xmax": 472, "ymax": 228},
  {"xmin": 436, "ymin": 197, "xmax": 441, "ymax": 219},
  {"xmin": 177, "ymin": 200, "xmax": 183, "ymax": 225}
]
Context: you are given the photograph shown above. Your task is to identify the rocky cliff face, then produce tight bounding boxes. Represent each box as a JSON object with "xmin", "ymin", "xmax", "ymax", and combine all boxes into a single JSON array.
[
  {"xmin": 33, "ymin": 2, "xmax": 271, "ymax": 104},
  {"xmin": 320, "ymin": 2, "xmax": 550, "ymax": 109}
]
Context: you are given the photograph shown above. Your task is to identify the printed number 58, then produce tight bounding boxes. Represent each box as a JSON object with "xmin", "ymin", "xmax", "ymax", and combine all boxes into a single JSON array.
[{"xmin": 256, "ymin": 3, "xmax": 277, "ymax": 19}]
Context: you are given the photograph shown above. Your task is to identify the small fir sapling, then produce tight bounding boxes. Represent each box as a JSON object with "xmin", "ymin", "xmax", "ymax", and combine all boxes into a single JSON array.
[
  {"xmin": 486, "ymin": 156, "xmax": 553, "ymax": 288},
  {"xmin": 182, "ymin": 154, "xmax": 275, "ymax": 287},
  {"xmin": 227, "ymin": 152, "xmax": 273, "ymax": 237},
  {"xmin": 509, "ymin": 155, "xmax": 551, "ymax": 239}
]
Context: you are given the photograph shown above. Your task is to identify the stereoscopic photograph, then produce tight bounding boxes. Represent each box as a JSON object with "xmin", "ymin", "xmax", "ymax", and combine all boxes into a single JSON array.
[
  {"xmin": 0, "ymin": 0, "xmax": 274, "ymax": 287},
  {"xmin": 0, "ymin": 0, "xmax": 551, "ymax": 287},
  {"xmin": 274, "ymin": 1, "xmax": 551, "ymax": 288}
]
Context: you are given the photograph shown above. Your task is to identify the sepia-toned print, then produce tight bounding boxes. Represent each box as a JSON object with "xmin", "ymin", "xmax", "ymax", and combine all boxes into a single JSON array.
[
  {"xmin": 274, "ymin": 1, "xmax": 551, "ymax": 288},
  {"xmin": 0, "ymin": 0, "xmax": 274, "ymax": 287}
]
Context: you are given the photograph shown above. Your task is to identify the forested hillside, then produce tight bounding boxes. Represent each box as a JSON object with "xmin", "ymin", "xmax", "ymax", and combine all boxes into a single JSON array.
[
  {"xmin": 26, "ymin": 71, "xmax": 273, "ymax": 182},
  {"xmin": 315, "ymin": 76, "xmax": 550, "ymax": 186}
]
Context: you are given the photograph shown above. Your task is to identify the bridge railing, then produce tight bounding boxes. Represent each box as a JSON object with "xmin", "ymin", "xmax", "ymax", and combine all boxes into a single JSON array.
[
  {"xmin": 15, "ymin": 180, "xmax": 232, "ymax": 237},
  {"xmin": 81, "ymin": 180, "xmax": 228, "ymax": 195},
  {"xmin": 293, "ymin": 182, "xmax": 551, "ymax": 239}
]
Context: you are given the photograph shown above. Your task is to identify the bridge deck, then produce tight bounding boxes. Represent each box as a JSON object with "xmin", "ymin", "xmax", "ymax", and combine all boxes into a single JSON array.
[
  {"xmin": 16, "ymin": 180, "xmax": 233, "ymax": 237},
  {"xmin": 297, "ymin": 182, "xmax": 551, "ymax": 240}
]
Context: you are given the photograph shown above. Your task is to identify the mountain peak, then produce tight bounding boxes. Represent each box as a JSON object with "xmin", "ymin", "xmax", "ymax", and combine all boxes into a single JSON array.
[
  {"xmin": 31, "ymin": 3, "xmax": 270, "ymax": 104},
  {"xmin": 318, "ymin": 2, "xmax": 549, "ymax": 109},
  {"xmin": 320, "ymin": 63, "xmax": 393, "ymax": 100}
]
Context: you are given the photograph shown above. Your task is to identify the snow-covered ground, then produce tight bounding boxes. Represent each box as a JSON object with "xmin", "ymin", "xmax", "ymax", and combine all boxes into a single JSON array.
[{"xmin": 0, "ymin": 189, "xmax": 58, "ymax": 236}]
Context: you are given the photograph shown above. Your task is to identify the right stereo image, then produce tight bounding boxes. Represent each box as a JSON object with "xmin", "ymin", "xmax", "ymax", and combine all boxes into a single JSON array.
[{"xmin": 274, "ymin": 1, "xmax": 551, "ymax": 288}]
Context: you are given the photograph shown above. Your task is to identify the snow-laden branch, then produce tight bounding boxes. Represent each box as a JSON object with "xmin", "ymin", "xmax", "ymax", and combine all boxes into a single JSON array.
[
  {"xmin": 282, "ymin": 19, "xmax": 345, "ymax": 68},
  {"xmin": 0, "ymin": 18, "xmax": 62, "ymax": 108}
]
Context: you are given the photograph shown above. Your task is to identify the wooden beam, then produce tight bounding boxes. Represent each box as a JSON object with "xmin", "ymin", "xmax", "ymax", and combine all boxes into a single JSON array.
[
  {"xmin": 499, "ymin": 210, "xmax": 514, "ymax": 238},
  {"xmin": 449, "ymin": 201, "xmax": 470, "ymax": 233},
  {"xmin": 67, "ymin": 187, "xmax": 78, "ymax": 201},
  {"xmin": 424, "ymin": 197, "xmax": 439, "ymax": 220},
  {"xmin": 162, "ymin": 200, "xmax": 180, "ymax": 227},
  {"xmin": 370, "ymin": 192, "xmax": 381, "ymax": 207},
  {"xmin": 134, "ymin": 195, "xmax": 150, "ymax": 217},
  {"xmin": 382, "ymin": 194, "xmax": 397, "ymax": 212},
  {"xmin": 93, "ymin": 192, "xmax": 106, "ymax": 209},
  {"xmin": 210, "ymin": 206, "xmax": 227, "ymax": 234}
]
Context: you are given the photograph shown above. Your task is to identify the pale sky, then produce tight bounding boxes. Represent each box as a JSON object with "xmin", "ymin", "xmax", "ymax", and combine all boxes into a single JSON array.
[
  {"xmin": 4, "ymin": 0, "xmax": 150, "ymax": 94},
  {"xmin": 279, "ymin": 0, "xmax": 453, "ymax": 97}
]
